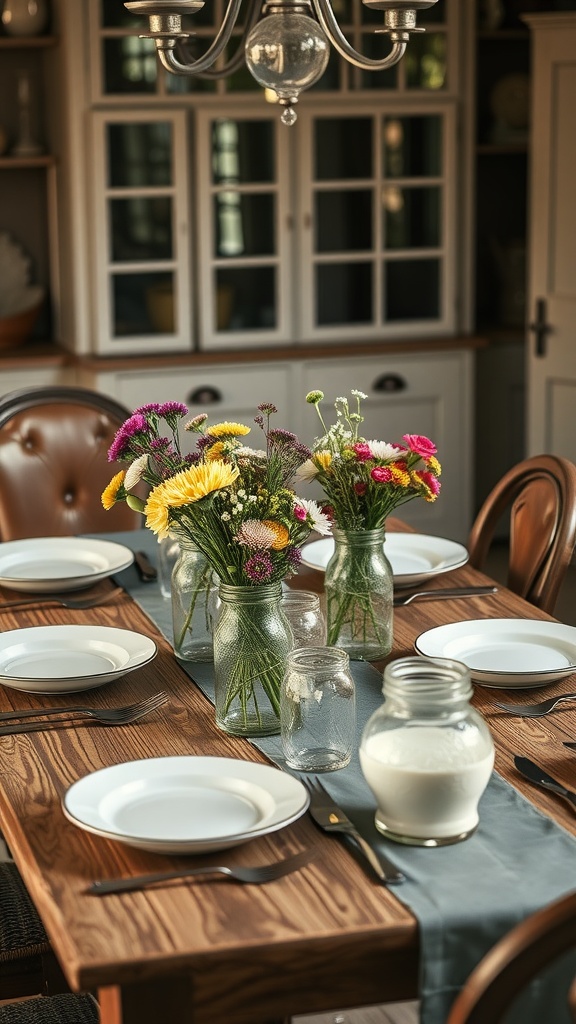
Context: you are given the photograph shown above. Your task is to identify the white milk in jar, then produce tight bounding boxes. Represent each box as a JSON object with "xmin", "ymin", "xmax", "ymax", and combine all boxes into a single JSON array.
[{"xmin": 360, "ymin": 656, "xmax": 494, "ymax": 846}]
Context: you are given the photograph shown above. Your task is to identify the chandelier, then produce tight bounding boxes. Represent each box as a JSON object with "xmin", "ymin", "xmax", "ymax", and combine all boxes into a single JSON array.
[{"xmin": 125, "ymin": 0, "xmax": 439, "ymax": 124}]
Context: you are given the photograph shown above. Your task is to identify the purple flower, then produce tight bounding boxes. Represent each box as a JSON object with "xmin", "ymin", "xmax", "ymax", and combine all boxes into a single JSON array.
[
  {"xmin": 258, "ymin": 402, "xmax": 278, "ymax": 415},
  {"xmin": 245, "ymin": 551, "xmax": 274, "ymax": 583},
  {"xmin": 285, "ymin": 547, "xmax": 302, "ymax": 570},
  {"xmin": 133, "ymin": 403, "xmax": 162, "ymax": 416},
  {"xmin": 107, "ymin": 414, "xmax": 148, "ymax": 462},
  {"xmin": 158, "ymin": 402, "xmax": 188, "ymax": 418}
]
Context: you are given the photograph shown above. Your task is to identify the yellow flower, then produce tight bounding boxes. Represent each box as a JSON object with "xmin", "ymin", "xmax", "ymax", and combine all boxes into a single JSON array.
[
  {"xmin": 144, "ymin": 485, "xmax": 171, "ymax": 537},
  {"xmin": 261, "ymin": 520, "xmax": 290, "ymax": 550},
  {"xmin": 427, "ymin": 455, "xmax": 442, "ymax": 476},
  {"xmin": 206, "ymin": 421, "xmax": 251, "ymax": 438},
  {"xmin": 390, "ymin": 465, "xmax": 411, "ymax": 488},
  {"xmin": 314, "ymin": 450, "xmax": 332, "ymax": 471},
  {"xmin": 144, "ymin": 461, "xmax": 239, "ymax": 537},
  {"xmin": 205, "ymin": 441, "xmax": 226, "ymax": 461},
  {"xmin": 101, "ymin": 471, "xmax": 125, "ymax": 510}
]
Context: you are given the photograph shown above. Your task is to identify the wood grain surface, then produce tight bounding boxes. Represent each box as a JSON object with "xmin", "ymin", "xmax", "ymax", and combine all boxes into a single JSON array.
[{"xmin": 0, "ymin": 521, "xmax": 575, "ymax": 1024}]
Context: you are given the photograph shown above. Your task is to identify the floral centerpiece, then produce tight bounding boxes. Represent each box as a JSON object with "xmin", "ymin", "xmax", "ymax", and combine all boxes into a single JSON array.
[
  {"xmin": 102, "ymin": 401, "xmax": 331, "ymax": 735},
  {"xmin": 299, "ymin": 389, "xmax": 442, "ymax": 659}
]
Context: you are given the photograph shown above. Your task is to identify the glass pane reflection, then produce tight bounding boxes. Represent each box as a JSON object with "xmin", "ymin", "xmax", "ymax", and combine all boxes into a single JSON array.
[
  {"xmin": 385, "ymin": 259, "xmax": 440, "ymax": 320},
  {"xmin": 215, "ymin": 267, "xmax": 276, "ymax": 330},
  {"xmin": 315, "ymin": 119, "xmax": 373, "ymax": 181},
  {"xmin": 404, "ymin": 32, "xmax": 447, "ymax": 90},
  {"xmin": 383, "ymin": 187, "xmax": 441, "ymax": 249},
  {"xmin": 103, "ymin": 38, "xmax": 157, "ymax": 94},
  {"xmin": 383, "ymin": 116, "xmax": 442, "ymax": 178},
  {"xmin": 211, "ymin": 120, "xmax": 274, "ymax": 184},
  {"xmin": 316, "ymin": 263, "xmax": 372, "ymax": 325},
  {"xmin": 316, "ymin": 191, "xmax": 373, "ymax": 252},
  {"xmin": 113, "ymin": 273, "xmax": 176, "ymax": 336},
  {"xmin": 107, "ymin": 123, "xmax": 172, "ymax": 188},
  {"xmin": 111, "ymin": 198, "xmax": 173, "ymax": 262},
  {"xmin": 214, "ymin": 193, "xmax": 275, "ymax": 257}
]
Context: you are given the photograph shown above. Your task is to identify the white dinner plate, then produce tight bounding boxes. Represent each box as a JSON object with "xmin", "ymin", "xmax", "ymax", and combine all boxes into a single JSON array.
[
  {"xmin": 0, "ymin": 625, "xmax": 157, "ymax": 694},
  {"xmin": 0, "ymin": 537, "xmax": 134, "ymax": 593},
  {"xmin": 62, "ymin": 756, "xmax": 309, "ymax": 854},
  {"xmin": 415, "ymin": 618, "xmax": 576, "ymax": 688},
  {"xmin": 301, "ymin": 534, "xmax": 468, "ymax": 588}
]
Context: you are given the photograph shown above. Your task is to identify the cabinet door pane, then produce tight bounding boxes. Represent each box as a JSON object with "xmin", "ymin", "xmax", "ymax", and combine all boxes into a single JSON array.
[
  {"xmin": 316, "ymin": 263, "xmax": 372, "ymax": 324},
  {"xmin": 383, "ymin": 115, "xmax": 442, "ymax": 177},
  {"xmin": 215, "ymin": 267, "xmax": 276, "ymax": 330},
  {"xmin": 316, "ymin": 190, "xmax": 373, "ymax": 252},
  {"xmin": 107, "ymin": 122, "xmax": 172, "ymax": 187},
  {"xmin": 113, "ymin": 272, "xmax": 175, "ymax": 336},
  {"xmin": 212, "ymin": 120, "xmax": 275, "ymax": 184},
  {"xmin": 383, "ymin": 186, "xmax": 441, "ymax": 249},
  {"xmin": 405, "ymin": 33, "xmax": 448, "ymax": 90},
  {"xmin": 314, "ymin": 119, "xmax": 373, "ymax": 180},
  {"xmin": 214, "ymin": 193, "xmax": 275, "ymax": 257},
  {"xmin": 385, "ymin": 259, "xmax": 440, "ymax": 320},
  {"xmin": 103, "ymin": 37, "xmax": 158, "ymax": 95},
  {"xmin": 111, "ymin": 198, "xmax": 173, "ymax": 261}
]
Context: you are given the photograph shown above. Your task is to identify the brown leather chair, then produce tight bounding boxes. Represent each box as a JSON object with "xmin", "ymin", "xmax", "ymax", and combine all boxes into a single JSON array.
[
  {"xmin": 0, "ymin": 385, "xmax": 141, "ymax": 541},
  {"xmin": 467, "ymin": 454, "xmax": 576, "ymax": 616},
  {"xmin": 446, "ymin": 889, "xmax": 576, "ymax": 1024}
]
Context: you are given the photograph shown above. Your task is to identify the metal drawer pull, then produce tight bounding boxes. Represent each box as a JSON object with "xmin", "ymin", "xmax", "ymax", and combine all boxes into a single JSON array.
[
  {"xmin": 187, "ymin": 386, "xmax": 222, "ymax": 405},
  {"xmin": 372, "ymin": 373, "xmax": 407, "ymax": 393}
]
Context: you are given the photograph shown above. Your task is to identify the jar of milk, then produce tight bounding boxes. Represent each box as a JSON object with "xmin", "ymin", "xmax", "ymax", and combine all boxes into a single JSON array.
[{"xmin": 359, "ymin": 656, "xmax": 494, "ymax": 846}]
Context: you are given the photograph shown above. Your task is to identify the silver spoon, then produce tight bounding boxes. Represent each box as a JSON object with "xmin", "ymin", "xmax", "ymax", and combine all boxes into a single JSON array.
[{"xmin": 393, "ymin": 585, "xmax": 497, "ymax": 607}]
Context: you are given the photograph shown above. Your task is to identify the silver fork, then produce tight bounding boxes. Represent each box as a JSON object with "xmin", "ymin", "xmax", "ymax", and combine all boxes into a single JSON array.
[
  {"xmin": 0, "ymin": 691, "xmax": 169, "ymax": 736},
  {"xmin": 0, "ymin": 586, "xmax": 125, "ymax": 613},
  {"xmin": 87, "ymin": 847, "xmax": 317, "ymax": 895},
  {"xmin": 493, "ymin": 692, "xmax": 576, "ymax": 717}
]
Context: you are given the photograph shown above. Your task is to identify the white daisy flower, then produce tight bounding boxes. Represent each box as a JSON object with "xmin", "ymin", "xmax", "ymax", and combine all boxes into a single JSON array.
[
  {"xmin": 367, "ymin": 441, "xmax": 404, "ymax": 460},
  {"xmin": 295, "ymin": 498, "xmax": 332, "ymax": 536},
  {"xmin": 296, "ymin": 458, "xmax": 319, "ymax": 482},
  {"xmin": 124, "ymin": 454, "xmax": 148, "ymax": 491}
]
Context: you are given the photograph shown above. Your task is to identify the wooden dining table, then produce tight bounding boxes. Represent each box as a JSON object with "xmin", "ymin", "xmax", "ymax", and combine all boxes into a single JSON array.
[{"xmin": 0, "ymin": 520, "xmax": 575, "ymax": 1024}]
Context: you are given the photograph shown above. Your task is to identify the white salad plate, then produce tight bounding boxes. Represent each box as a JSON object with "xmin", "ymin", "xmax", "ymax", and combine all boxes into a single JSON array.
[
  {"xmin": 62, "ymin": 756, "xmax": 310, "ymax": 854},
  {"xmin": 415, "ymin": 618, "xmax": 576, "ymax": 688},
  {"xmin": 0, "ymin": 537, "xmax": 134, "ymax": 593},
  {"xmin": 301, "ymin": 534, "xmax": 468, "ymax": 588},
  {"xmin": 0, "ymin": 625, "xmax": 157, "ymax": 694}
]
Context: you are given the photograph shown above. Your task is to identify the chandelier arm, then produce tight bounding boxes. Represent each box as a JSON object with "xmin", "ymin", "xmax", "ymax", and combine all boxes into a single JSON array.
[
  {"xmin": 311, "ymin": 0, "xmax": 407, "ymax": 70},
  {"xmin": 180, "ymin": 0, "xmax": 262, "ymax": 79},
  {"xmin": 155, "ymin": 0, "xmax": 244, "ymax": 75}
]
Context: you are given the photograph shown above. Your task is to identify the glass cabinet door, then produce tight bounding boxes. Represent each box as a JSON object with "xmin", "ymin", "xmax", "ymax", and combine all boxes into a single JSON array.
[
  {"xmin": 298, "ymin": 104, "xmax": 456, "ymax": 342},
  {"xmin": 195, "ymin": 109, "xmax": 292, "ymax": 350},
  {"xmin": 91, "ymin": 109, "xmax": 191, "ymax": 354}
]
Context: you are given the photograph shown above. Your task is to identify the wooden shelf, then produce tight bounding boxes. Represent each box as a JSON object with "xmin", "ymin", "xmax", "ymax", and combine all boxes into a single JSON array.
[
  {"xmin": 0, "ymin": 155, "xmax": 55, "ymax": 169},
  {"xmin": 0, "ymin": 35, "xmax": 57, "ymax": 48}
]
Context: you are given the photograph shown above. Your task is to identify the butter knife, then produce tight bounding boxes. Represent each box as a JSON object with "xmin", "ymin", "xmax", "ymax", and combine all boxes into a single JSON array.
[
  {"xmin": 514, "ymin": 755, "xmax": 576, "ymax": 812},
  {"xmin": 303, "ymin": 776, "xmax": 405, "ymax": 885},
  {"xmin": 134, "ymin": 550, "xmax": 157, "ymax": 582}
]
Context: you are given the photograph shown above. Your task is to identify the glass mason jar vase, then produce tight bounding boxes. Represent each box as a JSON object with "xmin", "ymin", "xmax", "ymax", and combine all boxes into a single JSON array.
[
  {"xmin": 360, "ymin": 656, "xmax": 495, "ymax": 846},
  {"xmin": 171, "ymin": 539, "xmax": 215, "ymax": 662},
  {"xmin": 324, "ymin": 527, "xmax": 393, "ymax": 661},
  {"xmin": 213, "ymin": 582, "xmax": 293, "ymax": 737},
  {"xmin": 281, "ymin": 589, "xmax": 327, "ymax": 648},
  {"xmin": 280, "ymin": 646, "xmax": 356, "ymax": 772}
]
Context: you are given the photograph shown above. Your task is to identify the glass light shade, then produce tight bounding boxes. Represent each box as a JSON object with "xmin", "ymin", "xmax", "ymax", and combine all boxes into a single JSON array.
[{"xmin": 245, "ymin": 12, "xmax": 330, "ymax": 120}]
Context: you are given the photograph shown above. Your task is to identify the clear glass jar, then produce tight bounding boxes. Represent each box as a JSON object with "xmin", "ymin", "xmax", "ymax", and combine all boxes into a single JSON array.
[
  {"xmin": 171, "ymin": 539, "xmax": 214, "ymax": 662},
  {"xmin": 213, "ymin": 582, "xmax": 293, "ymax": 737},
  {"xmin": 325, "ymin": 527, "xmax": 393, "ymax": 661},
  {"xmin": 281, "ymin": 589, "xmax": 327, "ymax": 648},
  {"xmin": 360, "ymin": 656, "xmax": 495, "ymax": 846},
  {"xmin": 157, "ymin": 533, "xmax": 181, "ymax": 599},
  {"xmin": 280, "ymin": 647, "xmax": 355, "ymax": 772}
]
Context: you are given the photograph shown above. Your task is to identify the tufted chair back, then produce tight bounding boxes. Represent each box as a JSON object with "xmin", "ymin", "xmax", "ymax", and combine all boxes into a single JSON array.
[{"xmin": 0, "ymin": 385, "xmax": 142, "ymax": 541}]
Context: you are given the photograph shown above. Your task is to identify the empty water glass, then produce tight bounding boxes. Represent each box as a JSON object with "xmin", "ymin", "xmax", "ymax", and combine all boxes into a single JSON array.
[
  {"xmin": 281, "ymin": 589, "xmax": 326, "ymax": 648},
  {"xmin": 280, "ymin": 646, "xmax": 356, "ymax": 772},
  {"xmin": 157, "ymin": 534, "xmax": 180, "ymax": 599}
]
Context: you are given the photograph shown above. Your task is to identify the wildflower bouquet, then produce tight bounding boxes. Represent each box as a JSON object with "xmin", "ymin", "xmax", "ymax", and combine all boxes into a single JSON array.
[
  {"xmin": 299, "ymin": 389, "xmax": 442, "ymax": 659},
  {"xmin": 102, "ymin": 401, "xmax": 331, "ymax": 735}
]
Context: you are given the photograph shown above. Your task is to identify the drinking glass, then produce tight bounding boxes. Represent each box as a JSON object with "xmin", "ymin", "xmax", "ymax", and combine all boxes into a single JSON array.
[
  {"xmin": 281, "ymin": 589, "xmax": 326, "ymax": 647},
  {"xmin": 280, "ymin": 646, "xmax": 355, "ymax": 772}
]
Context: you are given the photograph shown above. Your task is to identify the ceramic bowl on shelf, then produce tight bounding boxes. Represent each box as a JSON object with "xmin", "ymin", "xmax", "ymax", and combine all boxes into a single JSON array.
[{"xmin": 0, "ymin": 286, "xmax": 45, "ymax": 350}]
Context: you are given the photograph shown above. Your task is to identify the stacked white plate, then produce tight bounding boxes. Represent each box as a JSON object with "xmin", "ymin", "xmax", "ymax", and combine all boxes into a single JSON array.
[
  {"xmin": 63, "ymin": 756, "xmax": 309, "ymax": 854},
  {"xmin": 0, "ymin": 537, "xmax": 134, "ymax": 593}
]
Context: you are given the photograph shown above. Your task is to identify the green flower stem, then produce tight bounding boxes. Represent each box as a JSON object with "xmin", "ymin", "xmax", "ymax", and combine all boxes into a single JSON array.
[
  {"xmin": 175, "ymin": 562, "xmax": 214, "ymax": 650},
  {"xmin": 327, "ymin": 587, "xmax": 385, "ymax": 648}
]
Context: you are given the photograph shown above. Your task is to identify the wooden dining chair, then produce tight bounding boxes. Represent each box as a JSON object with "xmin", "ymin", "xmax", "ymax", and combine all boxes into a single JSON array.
[
  {"xmin": 0, "ymin": 384, "xmax": 141, "ymax": 541},
  {"xmin": 467, "ymin": 454, "xmax": 576, "ymax": 615},
  {"xmin": 446, "ymin": 889, "xmax": 576, "ymax": 1024}
]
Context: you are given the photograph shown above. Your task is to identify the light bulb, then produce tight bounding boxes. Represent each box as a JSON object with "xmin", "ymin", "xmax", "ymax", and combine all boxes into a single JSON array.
[{"xmin": 245, "ymin": 10, "xmax": 330, "ymax": 123}]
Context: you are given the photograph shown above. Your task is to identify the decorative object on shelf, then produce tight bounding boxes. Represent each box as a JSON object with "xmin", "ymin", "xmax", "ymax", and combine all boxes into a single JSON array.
[
  {"xmin": 0, "ymin": 231, "xmax": 45, "ymax": 350},
  {"xmin": 489, "ymin": 73, "xmax": 530, "ymax": 144},
  {"xmin": 11, "ymin": 70, "xmax": 43, "ymax": 158},
  {"xmin": 123, "ymin": 0, "xmax": 439, "ymax": 125},
  {"xmin": 300, "ymin": 390, "xmax": 441, "ymax": 660},
  {"xmin": 360, "ymin": 656, "xmax": 494, "ymax": 845},
  {"xmin": 102, "ymin": 401, "xmax": 330, "ymax": 735},
  {"xmin": 1, "ymin": 0, "xmax": 50, "ymax": 36},
  {"xmin": 171, "ymin": 536, "xmax": 215, "ymax": 661}
]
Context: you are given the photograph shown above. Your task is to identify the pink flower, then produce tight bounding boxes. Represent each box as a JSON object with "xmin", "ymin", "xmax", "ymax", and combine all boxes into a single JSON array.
[
  {"xmin": 293, "ymin": 504, "xmax": 307, "ymax": 522},
  {"xmin": 352, "ymin": 442, "xmax": 373, "ymax": 462},
  {"xmin": 371, "ymin": 466, "xmax": 393, "ymax": 484},
  {"xmin": 416, "ymin": 471, "xmax": 441, "ymax": 497},
  {"xmin": 354, "ymin": 481, "xmax": 367, "ymax": 496},
  {"xmin": 402, "ymin": 434, "xmax": 437, "ymax": 459}
]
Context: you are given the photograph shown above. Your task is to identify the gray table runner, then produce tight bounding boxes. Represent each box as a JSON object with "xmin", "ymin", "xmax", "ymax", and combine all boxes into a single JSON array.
[{"xmin": 107, "ymin": 530, "xmax": 576, "ymax": 1024}]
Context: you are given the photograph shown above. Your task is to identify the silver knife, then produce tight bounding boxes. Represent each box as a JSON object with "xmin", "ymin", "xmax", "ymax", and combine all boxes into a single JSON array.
[
  {"xmin": 514, "ymin": 755, "xmax": 576, "ymax": 812},
  {"xmin": 305, "ymin": 777, "xmax": 405, "ymax": 884},
  {"xmin": 134, "ymin": 550, "xmax": 157, "ymax": 582}
]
